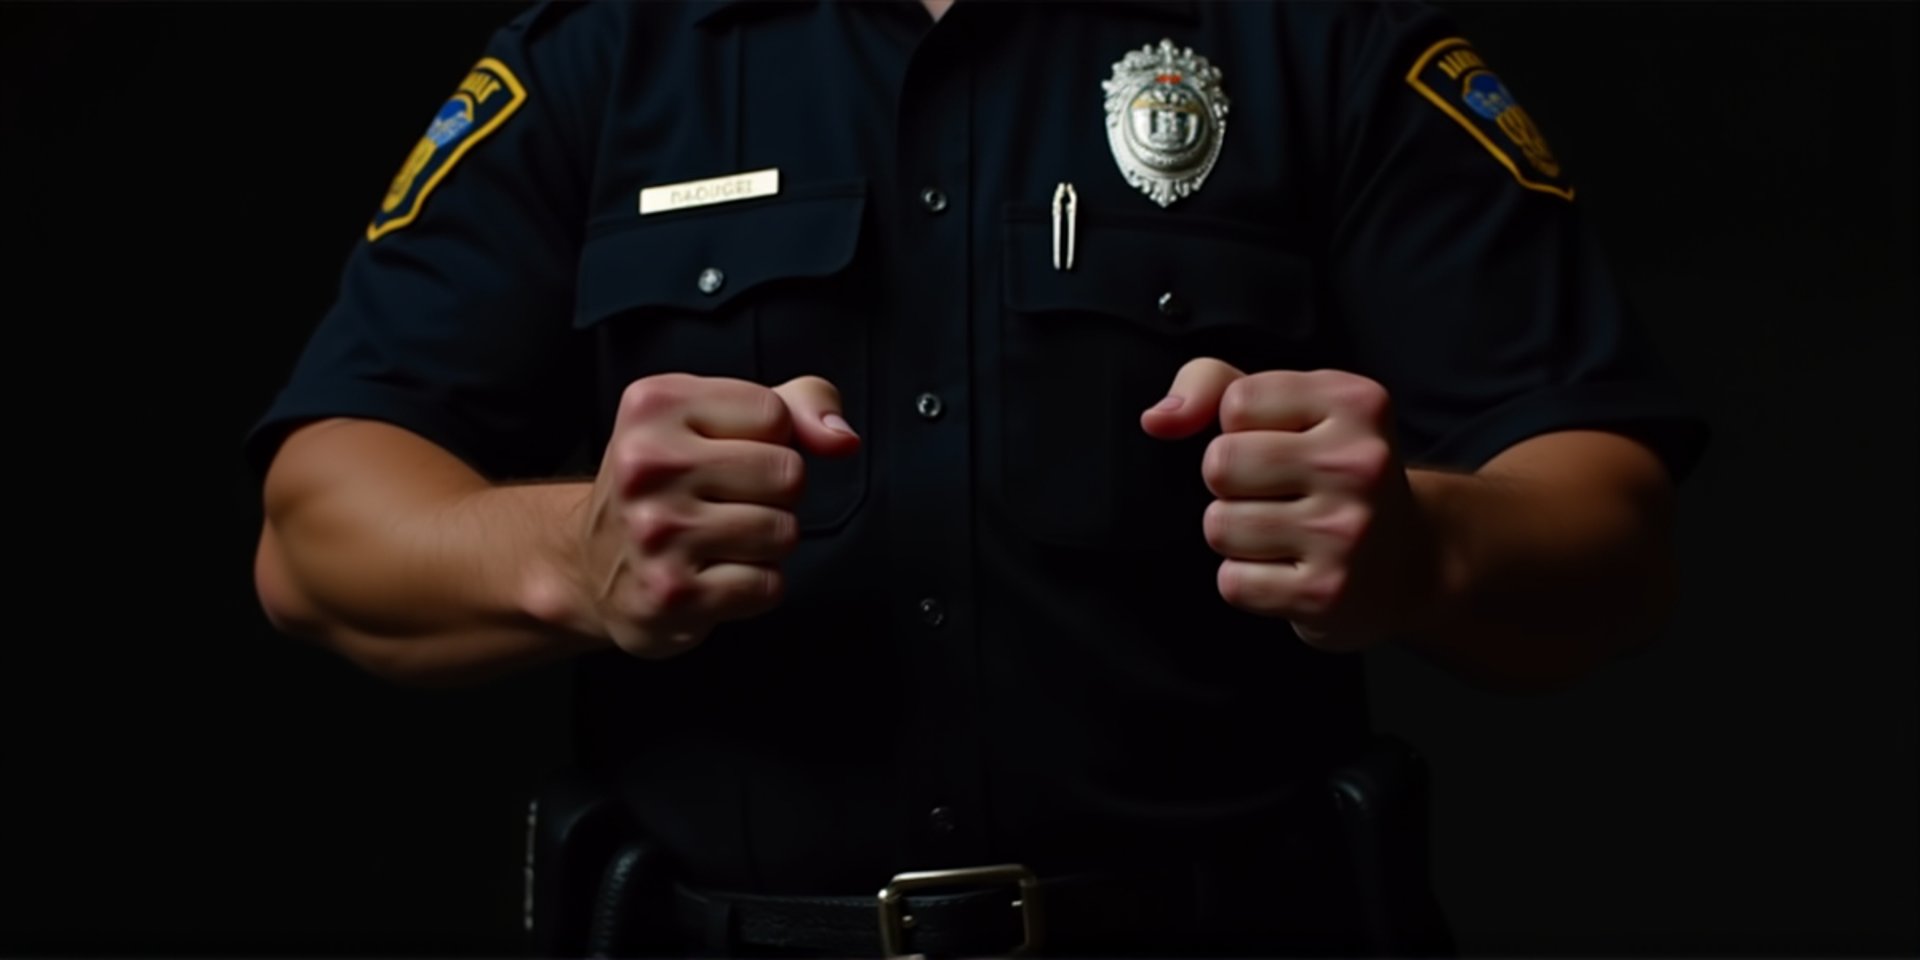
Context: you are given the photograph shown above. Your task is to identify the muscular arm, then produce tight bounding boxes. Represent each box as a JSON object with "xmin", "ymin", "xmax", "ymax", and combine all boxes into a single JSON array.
[
  {"xmin": 255, "ymin": 418, "xmax": 607, "ymax": 687},
  {"xmin": 1396, "ymin": 429, "xmax": 1680, "ymax": 694}
]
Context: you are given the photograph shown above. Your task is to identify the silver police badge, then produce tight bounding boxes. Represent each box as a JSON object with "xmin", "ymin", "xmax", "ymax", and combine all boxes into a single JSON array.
[{"xmin": 1102, "ymin": 39, "xmax": 1229, "ymax": 208}]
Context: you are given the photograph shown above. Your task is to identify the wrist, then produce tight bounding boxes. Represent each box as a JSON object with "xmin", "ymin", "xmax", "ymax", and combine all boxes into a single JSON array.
[
  {"xmin": 1393, "ymin": 467, "xmax": 1483, "ymax": 639},
  {"xmin": 506, "ymin": 482, "xmax": 613, "ymax": 648}
]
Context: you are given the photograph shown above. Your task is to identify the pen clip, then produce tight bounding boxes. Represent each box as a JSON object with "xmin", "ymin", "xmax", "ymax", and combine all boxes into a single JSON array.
[{"xmin": 1051, "ymin": 182, "xmax": 1077, "ymax": 272}]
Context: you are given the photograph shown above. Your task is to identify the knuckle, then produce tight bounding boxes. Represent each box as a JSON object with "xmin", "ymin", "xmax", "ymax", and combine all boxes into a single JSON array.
[
  {"xmin": 1216, "ymin": 562, "xmax": 1254, "ymax": 608},
  {"xmin": 1218, "ymin": 378, "xmax": 1251, "ymax": 423},
  {"xmin": 753, "ymin": 386, "xmax": 791, "ymax": 433},
  {"xmin": 1219, "ymin": 373, "xmax": 1276, "ymax": 427},
  {"xmin": 630, "ymin": 562, "xmax": 695, "ymax": 615},
  {"xmin": 717, "ymin": 566, "xmax": 784, "ymax": 620},
  {"xmin": 1316, "ymin": 437, "xmax": 1391, "ymax": 487},
  {"xmin": 610, "ymin": 441, "xmax": 649, "ymax": 485},
  {"xmin": 1306, "ymin": 502, "xmax": 1370, "ymax": 546},
  {"xmin": 1299, "ymin": 571, "xmax": 1347, "ymax": 616},
  {"xmin": 619, "ymin": 376, "xmax": 688, "ymax": 422},
  {"xmin": 757, "ymin": 567, "xmax": 786, "ymax": 606},
  {"xmin": 651, "ymin": 570, "xmax": 699, "ymax": 612},
  {"xmin": 1258, "ymin": 368, "xmax": 1307, "ymax": 388},
  {"xmin": 1350, "ymin": 435, "xmax": 1392, "ymax": 470},
  {"xmin": 1201, "ymin": 436, "xmax": 1235, "ymax": 490},
  {"xmin": 626, "ymin": 501, "xmax": 686, "ymax": 553},
  {"xmin": 766, "ymin": 510, "xmax": 800, "ymax": 554},
  {"xmin": 1249, "ymin": 368, "xmax": 1307, "ymax": 397},
  {"xmin": 792, "ymin": 375, "xmax": 840, "ymax": 403},
  {"xmin": 622, "ymin": 443, "xmax": 691, "ymax": 493},
  {"xmin": 1325, "ymin": 373, "xmax": 1391, "ymax": 422},
  {"xmin": 768, "ymin": 447, "xmax": 806, "ymax": 501},
  {"xmin": 606, "ymin": 579, "xmax": 657, "ymax": 625},
  {"xmin": 1202, "ymin": 500, "xmax": 1234, "ymax": 553}
]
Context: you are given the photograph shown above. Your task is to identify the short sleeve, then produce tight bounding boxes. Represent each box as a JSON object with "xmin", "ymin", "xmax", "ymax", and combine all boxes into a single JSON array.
[
  {"xmin": 244, "ymin": 2, "xmax": 605, "ymax": 482},
  {"xmin": 1321, "ymin": 3, "xmax": 1710, "ymax": 482}
]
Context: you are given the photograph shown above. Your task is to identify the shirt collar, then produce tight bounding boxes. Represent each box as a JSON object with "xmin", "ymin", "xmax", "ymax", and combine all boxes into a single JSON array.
[{"xmin": 693, "ymin": 0, "xmax": 1197, "ymax": 30}]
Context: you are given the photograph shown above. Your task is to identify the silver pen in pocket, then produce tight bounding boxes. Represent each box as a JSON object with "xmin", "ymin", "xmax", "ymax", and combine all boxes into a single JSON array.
[{"xmin": 1051, "ymin": 182, "xmax": 1077, "ymax": 271}]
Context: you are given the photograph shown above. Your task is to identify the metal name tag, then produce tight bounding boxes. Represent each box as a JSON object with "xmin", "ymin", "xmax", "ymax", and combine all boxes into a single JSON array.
[{"xmin": 639, "ymin": 168, "xmax": 780, "ymax": 215}]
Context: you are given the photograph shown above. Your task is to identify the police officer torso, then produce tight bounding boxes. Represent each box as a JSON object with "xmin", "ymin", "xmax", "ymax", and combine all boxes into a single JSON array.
[
  {"xmin": 256, "ymin": 0, "xmax": 1697, "ymax": 928},
  {"xmin": 553, "ymin": 0, "xmax": 1376, "ymax": 893}
]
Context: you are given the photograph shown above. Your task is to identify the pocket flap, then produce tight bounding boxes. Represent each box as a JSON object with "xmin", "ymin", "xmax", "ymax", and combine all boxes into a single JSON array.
[
  {"xmin": 577, "ymin": 182, "xmax": 867, "ymax": 326},
  {"xmin": 1002, "ymin": 206, "xmax": 1316, "ymax": 338}
]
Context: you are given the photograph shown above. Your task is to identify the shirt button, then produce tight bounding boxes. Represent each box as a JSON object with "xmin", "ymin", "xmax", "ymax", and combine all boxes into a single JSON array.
[
  {"xmin": 919, "ymin": 186, "xmax": 949, "ymax": 214},
  {"xmin": 915, "ymin": 392, "xmax": 944, "ymax": 420},
  {"xmin": 698, "ymin": 267, "xmax": 725, "ymax": 295},
  {"xmin": 918, "ymin": 597, "xmax": 945, "ymax": 627},
  {"xmin": 1157, "ymin": 290, "xmax": 1187, "ymax": 321},
  {"xmin": 928, "ymin": 806, "xmax": 958, "ymax": 834}
]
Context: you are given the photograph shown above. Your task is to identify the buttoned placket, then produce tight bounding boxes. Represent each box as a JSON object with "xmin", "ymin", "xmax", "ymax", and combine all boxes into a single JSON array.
[{"xmin": 883, "ymin": 12, "xmax": 987, "ymax": 864}]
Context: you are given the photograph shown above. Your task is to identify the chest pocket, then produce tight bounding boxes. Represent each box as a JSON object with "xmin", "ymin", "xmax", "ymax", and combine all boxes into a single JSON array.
[
  {"xmin": 575, "ymin": 181, "xmax": 870, "ymax": 535},
  {"xmin": 996, "ymin": 205, "xmax": 1322, "ymax": 550}
]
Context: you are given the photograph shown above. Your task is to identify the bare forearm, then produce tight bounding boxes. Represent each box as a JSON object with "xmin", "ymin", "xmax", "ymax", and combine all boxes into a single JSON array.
[
  {"xmin": 1394, "ymin": 432, "xmax": 1678, "ymax": 693},
  {"xmin": 257, "ymin": 420, "xmax": 605, "ymax": 685}
]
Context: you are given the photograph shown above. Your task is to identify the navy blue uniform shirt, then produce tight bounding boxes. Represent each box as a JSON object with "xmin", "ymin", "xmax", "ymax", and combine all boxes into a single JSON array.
[{"xmin": 248, "ymin": 0, "xmax": 1708, "ymax": 896}]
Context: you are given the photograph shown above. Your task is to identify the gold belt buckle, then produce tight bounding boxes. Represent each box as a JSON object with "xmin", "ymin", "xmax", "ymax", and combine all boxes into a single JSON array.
[{"xmin": 877, "ymin": 863, "xmax": 1044, "ymax": 957}]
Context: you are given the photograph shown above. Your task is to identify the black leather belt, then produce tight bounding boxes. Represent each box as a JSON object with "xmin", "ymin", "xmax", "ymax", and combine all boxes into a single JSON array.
[
  {"xmin": 555, "ymin": 738, "xmax": 1455, "ymax": 958},
  {"xmin": 672, "ymin": 863, "xmax": 1207, "ymax": 957}
]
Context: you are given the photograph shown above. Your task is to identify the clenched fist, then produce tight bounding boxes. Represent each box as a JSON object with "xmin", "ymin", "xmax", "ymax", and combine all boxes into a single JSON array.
[
  {"xmin": 1140, "ymin": 359, "xmax": 1436, "ymax": 652},
  {"xmin": 580, "ymin": 373, "xmax": 858, "ymax": 658}
]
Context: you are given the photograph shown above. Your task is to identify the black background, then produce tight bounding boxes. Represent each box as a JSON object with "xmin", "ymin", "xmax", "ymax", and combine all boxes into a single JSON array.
[{"xmin": 2, "ymin": 1, "xmax": 1914, "ymax": 956}]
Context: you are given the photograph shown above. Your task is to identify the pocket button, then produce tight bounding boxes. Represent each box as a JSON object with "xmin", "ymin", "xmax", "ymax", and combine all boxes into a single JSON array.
[
  {"xmin": 1157, "ymin": 290, "xmax": 1188, "ymax": 322},
  {"xmin": 915, "ymin": 392, "xmax": 945, "ymax": 420},
  {"xmin": 918, "ymin": 596, "xmax": 946, "ymax": 627}
]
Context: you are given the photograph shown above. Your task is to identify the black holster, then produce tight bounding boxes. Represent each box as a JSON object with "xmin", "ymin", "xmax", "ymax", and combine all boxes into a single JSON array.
[
  {"xmin": 525, "ymin": 734, "xmax": 1455, "ymax": 958},
  {"xmin": 522, "ymin": 768, "xmax": 677, "ymax": 959},
  {"xmin": 1328, "ymin": 735, "xmax": 1458, "ymax": 959}
]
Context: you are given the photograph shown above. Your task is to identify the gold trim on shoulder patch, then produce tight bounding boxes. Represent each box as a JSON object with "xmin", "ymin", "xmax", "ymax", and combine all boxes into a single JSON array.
[
  {"xmin": 1103, "ymin": 39, "xmax": 1230, "ymax": 209},
  {"xmin": 367, "ymin": 57, "xmax": 528, "ymax": 241},
  {"xmin": 1405, "ymin": 38, "xmax": 1574, "ymax": 201}
]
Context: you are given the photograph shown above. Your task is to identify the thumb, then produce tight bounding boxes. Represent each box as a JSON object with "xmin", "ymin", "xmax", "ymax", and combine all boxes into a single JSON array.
[
  {"xmin": 1141, "ymin": 357, "xmax": 1245, "ymax": 440},
  {"xmin": 771, "ymin": 376, "xmax": 861, "ymax": 457}
]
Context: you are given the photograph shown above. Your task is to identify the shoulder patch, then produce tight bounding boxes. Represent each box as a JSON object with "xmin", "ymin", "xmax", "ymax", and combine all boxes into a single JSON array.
[
  {"xmin": 1405, "ymin": 38, "xmax": 1573, "ymax": 201},
  {"xmin": 368, "ymin": 57, "xmax": 528, "ymax": 241}
]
